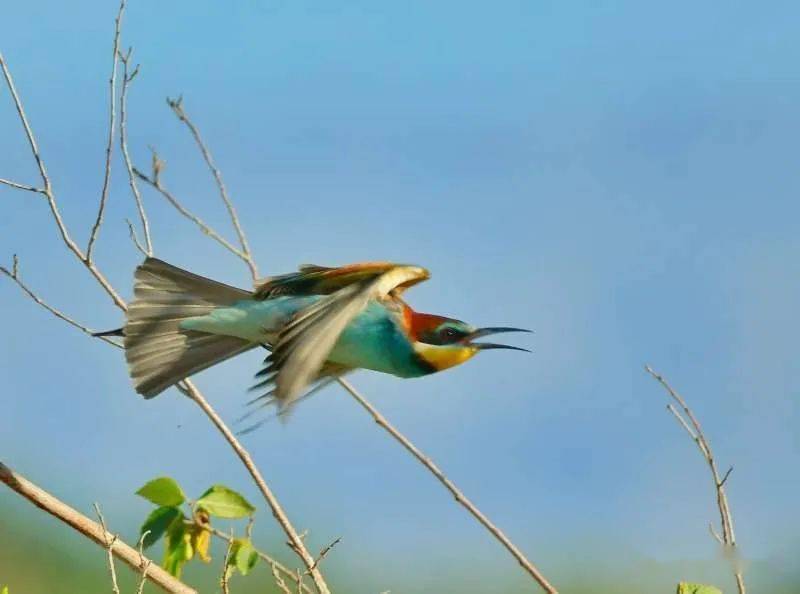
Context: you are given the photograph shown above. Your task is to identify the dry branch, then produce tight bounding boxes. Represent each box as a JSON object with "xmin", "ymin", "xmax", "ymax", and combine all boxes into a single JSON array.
[
  {"xmin": 166, "ymin": 96, "xmax": 258, "ymax": 280},
  {"xmin": 0, "ymin": 461, "xmax": 196, "ymax": 594},
  {"xmin": 645, "ymin": 365, "xmax": 745, "ymax": 594},
  {"xmin": 86, "ymin": 0, "xmax": 126, "ymax": 260},
  {"xmin": 1, "ymin": 21, "xmax": 332, "ymax": 594},
  {"xmin": 0, "ymin": 52, "xmax": 127, "ymax": 310},
  {"xmin": 94, "ymin": 503, "xmax": 122, "ymax": 594},
  {"xmin": 337, "ymin": 377, "xmax": 558, "ymax": 594},
  {"xmin": 119, "ymin": 47, "xmax": 152, "ymax": 256},
  {"xmin": 204, "ymin": 524, "xmax": 314, "ymax": 594}
]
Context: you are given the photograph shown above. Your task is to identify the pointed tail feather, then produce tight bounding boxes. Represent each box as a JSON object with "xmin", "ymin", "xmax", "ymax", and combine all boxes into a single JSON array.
[{"xmin": 125, "ymin": 258, "xmax": 257, "ymax": 398}]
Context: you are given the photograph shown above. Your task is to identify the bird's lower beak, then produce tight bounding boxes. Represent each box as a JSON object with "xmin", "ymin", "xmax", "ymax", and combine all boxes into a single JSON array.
[{"xmin": 467, "ymin": 327, "xmax": 532, "ymax": 352}]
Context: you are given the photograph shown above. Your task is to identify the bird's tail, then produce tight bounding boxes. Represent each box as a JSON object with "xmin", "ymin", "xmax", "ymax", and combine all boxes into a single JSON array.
[{"xmin": 125, "ymin": 258, "xmax": 257, "ymax": 398}]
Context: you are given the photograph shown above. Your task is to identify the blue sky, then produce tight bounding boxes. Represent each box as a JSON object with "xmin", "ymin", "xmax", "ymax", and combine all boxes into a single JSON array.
[{"xmin": 1, "ymin": 1, "xmax": 799, "ymax": 592}]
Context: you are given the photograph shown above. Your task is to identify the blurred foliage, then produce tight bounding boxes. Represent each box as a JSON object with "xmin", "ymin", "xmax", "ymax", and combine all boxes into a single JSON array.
[
  {"xmin": 677, "ymin": 584, "xmax": 722, "ymax": 594},
  {"xmin": 2, "ymin": 497, "xmax": 800, "ymax": 594}
]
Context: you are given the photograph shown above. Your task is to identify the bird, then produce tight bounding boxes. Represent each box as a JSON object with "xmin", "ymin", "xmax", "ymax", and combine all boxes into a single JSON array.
[{"xmin": 106, "ymin": 258, "xmax": 531, "ymax": 413}]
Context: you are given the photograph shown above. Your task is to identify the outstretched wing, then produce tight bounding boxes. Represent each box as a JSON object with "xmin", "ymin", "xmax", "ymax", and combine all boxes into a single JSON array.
[
  {"xmin": 254, "ymin": 263, "xmax": 430, "ymax": 408},
  {"xmin": 254, "ymin": 261, "xmax": 428, "ymax": 299}
]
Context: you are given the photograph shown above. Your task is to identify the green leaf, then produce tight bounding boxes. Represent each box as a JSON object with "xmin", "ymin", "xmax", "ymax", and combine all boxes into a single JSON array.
[
  {"xmin": 136, "ymin": 477, "xmax": 186, "ymax": 507},
  {"xmin": 227, "ymin": 538, "xmax": 259, "ymax": 577},
  {"xmin": 140, "ymin": 506, "xmax": 183, "ymax": 549},
  {"xmin": 677, "ymin": 583, "xmax": 723, "ymax": 594},
  {"xmin": 196, "ymin": 485, "xmax": 255, "ymax": 519},
  {"xmin": 163, "ymin": 521, "xmax": 194, "ymax": 578},
  {"xmin": 2, "ymin": 586, "xmax": 9, "ymax": 594}
]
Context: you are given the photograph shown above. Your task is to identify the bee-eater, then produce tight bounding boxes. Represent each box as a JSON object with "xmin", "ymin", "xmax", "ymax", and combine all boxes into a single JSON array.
[{"xmin": 116, "ymin": 258, "xmax": 530, "ymax": 410}]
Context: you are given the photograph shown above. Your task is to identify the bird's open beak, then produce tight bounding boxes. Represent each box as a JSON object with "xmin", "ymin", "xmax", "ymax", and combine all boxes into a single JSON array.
[{"xmin": 466, "ymin": 327, "xmax": 532, "ymax": 352}]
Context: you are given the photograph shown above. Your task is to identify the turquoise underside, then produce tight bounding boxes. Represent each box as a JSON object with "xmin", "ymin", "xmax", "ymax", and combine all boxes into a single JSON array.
[{"xmin": 179, "ymin": 296, "xmax": 429, "ymax": 378}]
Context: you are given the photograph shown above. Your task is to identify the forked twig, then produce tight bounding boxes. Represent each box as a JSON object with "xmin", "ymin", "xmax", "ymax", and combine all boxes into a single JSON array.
[
  {"xmin": 0, "ymin": 53, "xmax": 127, "ymax": 310},
  {"xmin": 0, "ymin": 256, "xmax": 122, "ymax": 348},
  {"xmin": 203, "ymin": 524, "xmax": 314, "ymax": 594},
  {"xmin": 166, "ymin": 96, "xmax": 258, "ymax": 280},
  {"xmin": 645, "ymin": 365, "xmax": 745, "ymax": 594},
  {"xmin": 134, "ymin": 165, "xmax": 250, "ymax": 264},
  {"xmin": 119, "ymin": 47, "xmax": 152, "ymax": 256},
  {"xmin": 93, "ymin": 503, "xmax": 121, "ymax": 594},
  {"xmin": 136, "ymin": 531, "xmax": 153, "ymax": 594}
]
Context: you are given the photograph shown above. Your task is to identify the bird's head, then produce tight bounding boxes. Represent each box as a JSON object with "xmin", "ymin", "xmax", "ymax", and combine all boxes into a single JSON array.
[{"xmin": 407, "ymin": 310, "xmax": 531, "ymax": 373}]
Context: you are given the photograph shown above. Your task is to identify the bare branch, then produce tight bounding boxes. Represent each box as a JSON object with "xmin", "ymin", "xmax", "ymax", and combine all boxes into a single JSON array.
[
  {"xmin": 134, "ymin": 165, "xmax": 250, "ymax": 263},
  {"xmin": 166, "ymin": 96, "xmax": 258, "ymax": 281},
  {"xmin": 719, "ymin": 466, "xmax": 734, "ymax": 488},
  {"xmin": 202, "ymin": 524, "xmax": 313, "ymax": 593},
  {"xmin": 645, "ymin": 365, "xmax": 745, "ymax": 594},
  {"xmin": 336, "ymin": 377, "xmax": 558, "ymax": 594},
  {"xmin": 175, "ymin": 378, "xmax": 331, "ymax": 593},
  {"xmin": 0, "ymin": 461, "xmax": 196, "ymax": 594},
  {"xmin": 126, "ymin": 218, "xmax": 149, "ymax": 257},
  {"xmin": 119, "ymin": 48, "xmax": 152, "ymax": 256},
  {"xmin": 0, "ymin": 178, "xmax": 44, "ymax": 193},
  {"xmin": 93, "ymin": 503, "xmax": 121, "ymax": 594},
  {"xmin": 136, "ymin": 531, "xmax": 152, "ymax": 594},
  {"xmin": 0, "ymin": 53, "xmax": 128, "ymax": 310},
  {"xmin": 666, "ymin": 403, "xmax": 710, "ymax": 459},
  {"xmin": 220, "ymin": 530, "xmax": 234, "ymax": 594},
  {"xmin": 271, "ymin": 562, "xmax": 294, "ymax": 594},
  {"xmin": 306, "ymin": 536, "xmax": 342, "ymax": 575},
  {"xmin": 87, "ymin": 0, "xmax": 126, "ymax": 260},
  {"xmin": 0, "ymin": 257, "xmax": 122, "ymax": 348}
]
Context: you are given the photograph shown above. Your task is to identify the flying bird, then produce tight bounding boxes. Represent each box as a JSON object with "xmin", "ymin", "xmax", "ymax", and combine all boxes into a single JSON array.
[{"xmin": 111, "ymin": 258, "xmax": 530, "ymax": 412}]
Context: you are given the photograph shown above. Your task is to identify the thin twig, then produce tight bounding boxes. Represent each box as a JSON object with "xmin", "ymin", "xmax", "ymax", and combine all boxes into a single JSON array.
[
  {"xmin": 134, "ymin": 166, "xmax": 249, "ymax": 262},
  {"xmin": 220, "ymin": 530, "xmax": 235, "ymax": 594},
  {"xmin": 645, "ymin": 365, "xmax": 745, "ymax": 594},
  {"xmin": 126, "ymin": 218, "xmax": 149, "ymax": 257},
  {"xmin": 119, "ymin": 48, "xmax": 152, "ymax": 255},
  {"xmin": 166, "ymin": 96, "xmax": 257, "ymax": 280},
  {"xmin": 87, "ymin": 0, "xmax": 126, "ymax": 260},
  {"xmin": 0, "ymin": 178, "xmax": 44, "ymax": 193},
  {"xmin": 337, "ymin": 377, "xmax": 558, "ymax": 594},
  {"xmin": 306, "ymin": 537, "xmax": 342, "ymax": 575},
  {"xmin": 203, "ymin": 525, "xmax": 314, "ymax": 594},
  {"xmin": 93, "ymin": 503, "xmax": 122, "ymax": 594},
  {"xmin": 176, "ymin": 378, "xmax": 331, "ymax": 593},
  {"xmin": 136, "ymin": 531, "xmax": 152, "ymax": 594},
  {"xmin": 0, "ymin": 256, "xmax": 122, "ymax": 348},
  {"xmin": 271, "ymin": 562, "xmax": 294, "ymax": 594},
  {"xmin": 0, "ymin": 53, "xmax": 127, "ymax": 310},
  {"xmin": 0, "ymin": 461, "xmax": 195, "ymax": 594}
]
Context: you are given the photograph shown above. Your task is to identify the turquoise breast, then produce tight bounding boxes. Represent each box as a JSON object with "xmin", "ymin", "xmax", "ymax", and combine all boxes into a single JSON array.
[{"xmin": 180, "ymin": 297, "xmax": 430, "ymax": 378}]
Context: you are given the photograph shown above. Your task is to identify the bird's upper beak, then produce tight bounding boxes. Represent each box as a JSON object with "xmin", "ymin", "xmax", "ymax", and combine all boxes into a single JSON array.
[{"xmin": 465, "ymin": 327, "xmax": 532, "ymax": 352}]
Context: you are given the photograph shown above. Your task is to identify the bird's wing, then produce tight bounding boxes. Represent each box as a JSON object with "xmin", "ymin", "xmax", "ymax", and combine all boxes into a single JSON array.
[
  {"xmin": 238, "ymin": 362, "xmax": 351, "ymax": 433},
  {"xmin": 255, "ymin": 264, "xmax": 430, "ymax": 408},
  {"xmin": 254, "ymin": 261, "xmax": 428, "ymax": 298}
]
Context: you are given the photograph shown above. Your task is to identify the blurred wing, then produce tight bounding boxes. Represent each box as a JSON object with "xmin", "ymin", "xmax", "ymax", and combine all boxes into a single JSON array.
[
  {"xmin": 256, "ymin": 264, "xmax": 429, "ymax": 408},
  {"xmin": 255, "ymin": 261, "xmax": 428, "ymax": 298}
]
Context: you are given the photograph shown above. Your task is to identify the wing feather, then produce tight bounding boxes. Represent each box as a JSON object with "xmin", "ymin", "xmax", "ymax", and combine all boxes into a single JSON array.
[{"xmin": 256, "ymin": 263, "xmax": 429, "ymax": 408}]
